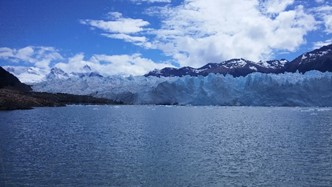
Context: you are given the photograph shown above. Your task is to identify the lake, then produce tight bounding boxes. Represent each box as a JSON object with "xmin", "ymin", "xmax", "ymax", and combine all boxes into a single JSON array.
[{"xmin": 0, "ymin": 105, "xmax": 332, "ymax": 186}]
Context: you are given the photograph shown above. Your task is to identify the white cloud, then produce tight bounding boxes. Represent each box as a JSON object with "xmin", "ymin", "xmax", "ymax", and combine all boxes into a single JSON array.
[
  {"xmin": 0, "ymin": 47, "xmax": 15, "ymax": 59},
  {"xmin": 81, "ymin": 1, "xmax": 318, "ymax": 67},
  {"xmin": 80, "ymin": 12, "xmax": 151, "ymax": 47},
  {"xmin": 0, "ymin": 46, "xmax": 63, "ymax": 69},
  {"xmin": 102, "ymin": 33, "xmax": 153, "ymax": 48},
  {"xmin": 80, "ymin": 17, "xmax": 149, "ymax": 34},
  {"xmin": 103, "ymin": 33, "xmax": 146, "ymax": 42},
  {"xmin": 147, "ymin": 0, "xmax": 317, "ymax": 67},
  {"xmin": 91, "ymin": 53, "xmax": 172, "ymax": 76},
  {"xmin": 16, "ymin": 47, "xmax": 34, "ymax": 61},
  {"xmin": 56, "ymin": 53, "xmax": 173, "ymax": 76},
  {"xmin": 323, "ymin": 15, "xmax": 332, "ymax": 33},
  {"xmin": 260, "ymin": 0, "xmax": 295, "ymax": 14},
  {"xmin": 313, "ymin": 39, "xmax": 332, "ymax": 49},
  {"xmin": 54, "ymin": 53, "xmax": 89, "ymax": 73},
  {"xmin": 1, "ymin": 46, "xmax": 173, "ymax": 82},
  {"xmin": 311, "ymin": 5, "xmax": 332, "ymax": 33}
]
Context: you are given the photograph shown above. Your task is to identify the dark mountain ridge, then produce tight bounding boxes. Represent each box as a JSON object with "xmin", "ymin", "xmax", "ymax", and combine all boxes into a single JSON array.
[
  {"xmin": 286, "ymin": 44, "xmax": 332, "ymax": 73},
  {"xmin": 0, "ymin": 67, "xmax": 32, "ymax": 91},
  {"xmin": 145, "ymin": 44, "xmax": 332, "ymax": 77}
]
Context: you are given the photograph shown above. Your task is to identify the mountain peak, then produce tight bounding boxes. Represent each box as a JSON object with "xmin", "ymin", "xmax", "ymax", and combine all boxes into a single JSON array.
[
  {"xmin": 286, "ymin": 43, "xmax": 332, "ymax": 73},
  {"xmin": 83, "ymin": 65, "xmax": 92, "ymax": 72},
  {"xmin": 47, "ymin": 67, "xmax": 69, "ymax": 80},
  {"xmin": 146, "ymin": 43, "xmax": 332, "ymax": 77},
  {"xmin": 50, "ymin": 67, "xmax": 66, "ymax": 74}
]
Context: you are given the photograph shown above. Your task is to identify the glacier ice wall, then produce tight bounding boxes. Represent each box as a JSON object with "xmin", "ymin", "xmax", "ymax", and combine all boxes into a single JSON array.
[{"xmin": 33, "ymin": 71, "xmax": 332, "ymax": 106}]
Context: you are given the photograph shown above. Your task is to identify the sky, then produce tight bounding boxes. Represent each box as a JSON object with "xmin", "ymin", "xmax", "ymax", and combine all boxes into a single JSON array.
[{"xmin": 0, "ymin": 0, "xmax": 332, "ymax": 79}]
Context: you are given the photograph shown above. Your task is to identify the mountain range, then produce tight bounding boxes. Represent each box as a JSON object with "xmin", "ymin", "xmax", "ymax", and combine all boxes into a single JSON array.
[
  {"xmin": 0, "ymin": 67, "xmax": 120, "ymax": 110},
  {"xmin": 3, "ymin": 64, "xmax": 103, "ymax": 84},
  {"xmin": 145, "ymin": 44, "xmax": 332, "ymax": 77},
  {"xmin": 28, "ymin": 44, "xmax": 332, "ymax": 107},
  {"xmin": 46, "ymin": 65, "xmax": 103, "ymax": 80},
  {"xmin": 2, "ymin": 44, "xmax": 332, "ymax": 83}
]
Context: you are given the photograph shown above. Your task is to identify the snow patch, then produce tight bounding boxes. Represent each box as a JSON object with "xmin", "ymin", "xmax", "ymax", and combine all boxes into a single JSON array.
[{"xmin": 249, "ymin": 66, "xmax": 257, "ymax": 71}]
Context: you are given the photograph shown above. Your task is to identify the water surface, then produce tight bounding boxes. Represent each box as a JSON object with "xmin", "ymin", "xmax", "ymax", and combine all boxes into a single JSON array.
[{"xmin": 0, "ymin": 106, "xmax": 331, "ymax": 186}]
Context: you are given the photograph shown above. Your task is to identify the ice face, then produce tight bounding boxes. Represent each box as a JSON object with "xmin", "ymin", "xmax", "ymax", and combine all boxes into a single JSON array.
[{"xmin": 32, "ymin": 71, "xmax": 332, "ymax": 106}]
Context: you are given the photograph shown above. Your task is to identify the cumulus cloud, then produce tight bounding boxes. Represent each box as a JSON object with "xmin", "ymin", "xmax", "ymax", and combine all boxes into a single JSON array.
[
  {"xmin": 323, "ymin": 15, "xmax": 332, "ymax": 33},
  {"xmin": 147, "ymin": 0, "xmax": 317, "ymax": 67},
  {"xmin": 0, "ymin": 46, "xmax": 175, "ymax": 83},
  {"xmin": 80, "ymin": 12, "xmax": 150, "ymax": 47},
  {"xmin": 0, "ymin": 46, "xmax": 63, "ymax": 69},
  {"xmin": 81, "ymin": 0, "xmax": 320, "ymax": 67},
  {"xmin": 55, "ymin": 53, "xmax": 172, "ymax": 76},
  {"xmin": 80, "ymin": 15, "xmax": 149, "ymax": 34},
  {"xmin": 260, "ymin": 0, "xmax": 295, "ymax": 14},
  {"xmin": 311, "ymin": 5, "xmax": 332, "ymax": 33},
  {"xmin": 1, "ymin": 46, "xmax": 173, "ymax": 79},
  {"xmin": 313, "ymin": 39, "xmax": 332, "ymax": 49}
]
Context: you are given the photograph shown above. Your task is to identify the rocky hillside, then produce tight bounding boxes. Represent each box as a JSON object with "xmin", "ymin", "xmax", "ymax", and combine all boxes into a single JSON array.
[
  {"xmin": 0, "ymin": 66, "xmax": 32, "ymax": 91},
  {"xmin": 145, "ymin": 44, "xmax": 332, "ymax": 77},
  {"xmin": 286, "ymin": 44, "xmax": 332, "ymax": 73},
  {"xmin": 0, "ymin": 67, "xmax": 121, "ymax": 110}
]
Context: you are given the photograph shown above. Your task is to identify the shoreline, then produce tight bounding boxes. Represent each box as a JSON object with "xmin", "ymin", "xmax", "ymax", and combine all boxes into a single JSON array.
[{"xmin": 0, "ymin": 88, "xmax": 122, "ymax": 111}]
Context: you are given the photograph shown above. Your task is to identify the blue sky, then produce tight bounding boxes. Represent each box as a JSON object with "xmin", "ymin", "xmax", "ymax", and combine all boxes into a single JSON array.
[{"xmin": 0, "ymin": 0, "xmax": 331, "ymax": 80}]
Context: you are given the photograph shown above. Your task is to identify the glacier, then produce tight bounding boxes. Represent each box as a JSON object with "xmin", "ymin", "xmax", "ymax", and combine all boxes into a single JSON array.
[{"xmin": 32, "ymin": 71, "xmax": 332, "ymax": 106}]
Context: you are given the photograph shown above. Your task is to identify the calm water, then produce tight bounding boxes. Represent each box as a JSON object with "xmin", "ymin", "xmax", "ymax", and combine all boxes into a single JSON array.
[{"xmin": 0, "ymin": 105, "xmax": 331, "ymax": 186}]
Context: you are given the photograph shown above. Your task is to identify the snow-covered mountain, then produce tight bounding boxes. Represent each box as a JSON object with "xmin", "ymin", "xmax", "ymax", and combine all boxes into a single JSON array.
[
  {"xmin": 29, "ymin": 44, "xmax": 332, "ymax": 106},
  {"xmin": 286, "ymin": 44, "xmax": 332, "ymax": 73},
  {"xmin": 46, "ymin": 67, "xmax": 69, "ymax": 80},
  {"xmin": 146, "ymin": 44, "xmax": 332, "ymax": 77},
  {"xmin": 145, "ymin": 58, "xmax": 288, "ymax": 77},
  {"xmin": 46, "ymin": 65, "xmax": 103, "ymax": 81},
  {"xmin": 4, "ymin": 44, "xmax": 332, "ymax": 106},
  {"xmin": 4, "ymin": 44, "xmax": 332, "ymax": 83},
  {"xmin": 3, "ymin": 66, "xmax": 47, "ymax": 83},
  {"xmin": 4, "ymin": 64, "xmax": 104, "ymax": 83},
  {"xmin": 70, "ymin": 65, "xmax": 103, "ymax": 79}
]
